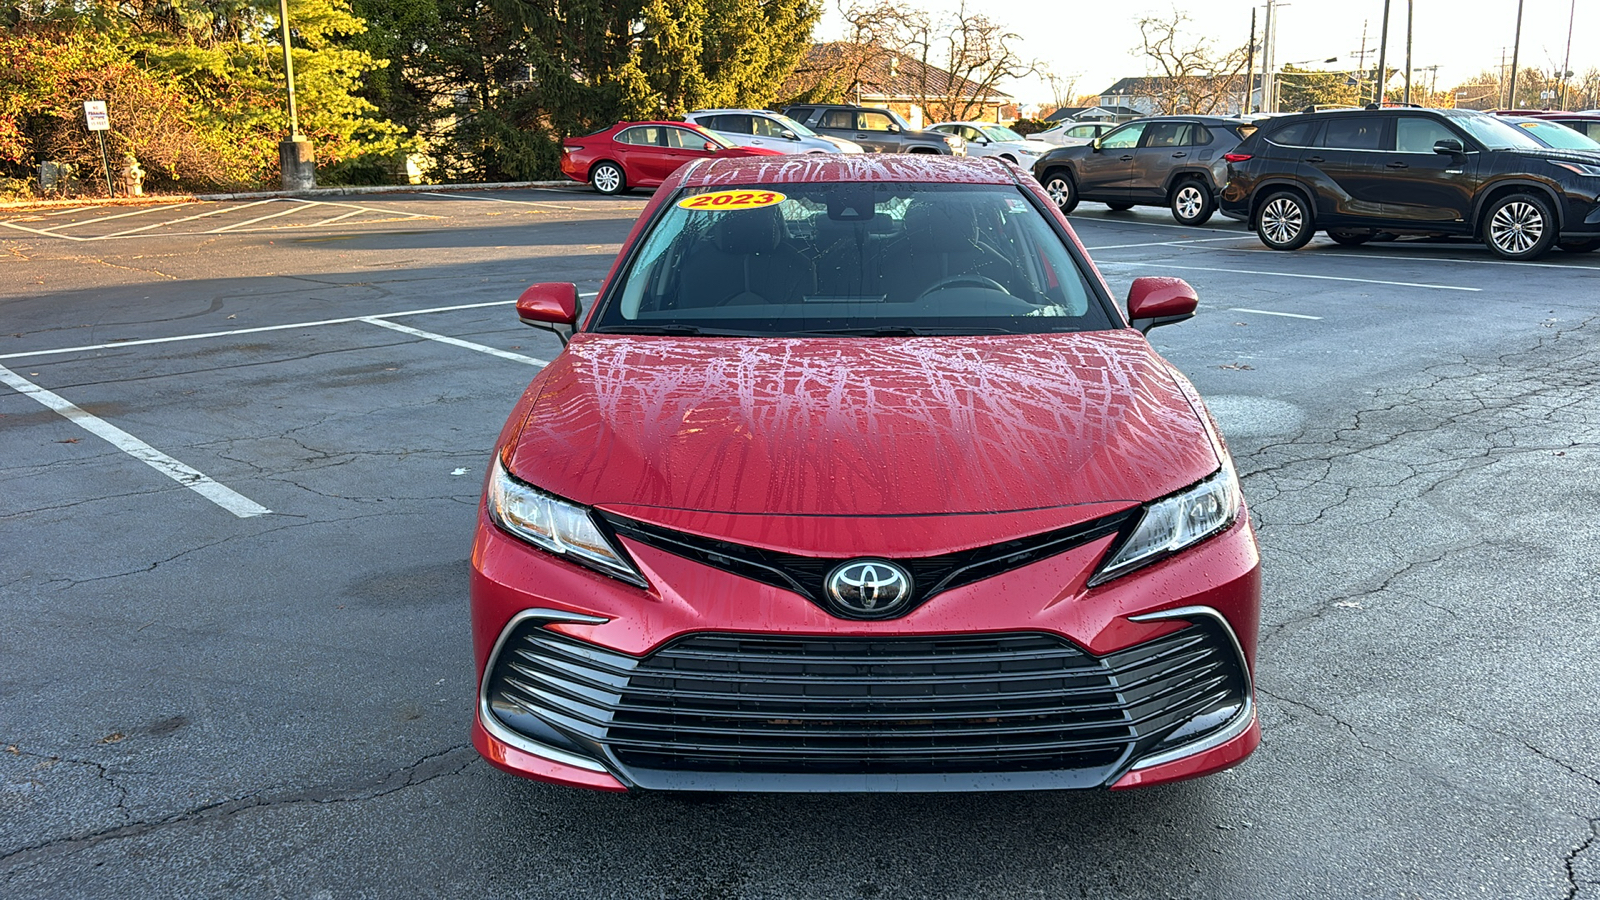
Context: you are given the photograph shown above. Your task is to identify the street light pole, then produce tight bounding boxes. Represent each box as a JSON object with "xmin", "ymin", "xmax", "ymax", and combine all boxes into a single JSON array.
[
  {"xmin": 1559, "ymin": 0, "xmax": 1577, "ymax": 109},
  {"xmin": 1262, "ymin": 0, "xmax": 1276, "ymax": 113},
  {"xmin": 1245, "ymin": 7, "xmax": 1257, "ymax": 114},
  {"xmin": 278, "ymin": 0, "xmax": 316, "ymax": 190},
  {"xmin": 1403, "ymin": 0, "xmax": 1413, "ymax": 105},
  {"xmin": 1508, "ymin": 0, "xmax": 1525, "ymax": 109},
  {"xmin": 1374, "ymin": 0, "xmax": 1391, "ymax": 108}
]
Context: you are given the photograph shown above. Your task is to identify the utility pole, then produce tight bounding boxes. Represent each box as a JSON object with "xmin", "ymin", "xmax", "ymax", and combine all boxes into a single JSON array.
[
  {"xmin": 1418, "ymin": 65, "xmax": 1440, "ymax": 102},
  {"xmin": 1559, "ymin": 0, "xmax": 1577, "ymax": 109},
  {"xmin": 1262, "ymin": 0, "xmax": 1276, "ymax": 113},
  {"xmin": 1374, "ymin": 0, "xmax": 1392, "ymax": 108},
  {"xmin": 1351, "ymin": 21, "xmax": 1370, "ymax": 105},
  {"xmin": 277, "ymin": 0, "xmax": 315, "ymax": 191},
  {"xmin": 1508, "ymin": 0, "xmax": 1525, "ymax": 109},
  {"xmin": 1403, "ymin": 0, "xmax": 1414, "ymax": 105},
  {"xmin": 1245, "ymin": 7, "xmax": 1257, "ymax": 113},
  {"xmin": 1500, "ymin": 47, "xmax": 1508, "ymax": 108}
]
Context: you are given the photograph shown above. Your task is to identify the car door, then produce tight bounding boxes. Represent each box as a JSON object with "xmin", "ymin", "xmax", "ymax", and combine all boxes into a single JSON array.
[
  {"xmin": 1076, "ymin": 121, "xmax": 1145, "ymax": 199},
  {"xmin": 1302, "ymin": 115, "xmax": 1388, "ymax": 223},
  {"xmin": 855, "ymin": 110, "xmax": 901, "ymax": 152},
  {"xmin": 704, "ymin": 114, "xmax": 756, "ymax": 147},
  {"xmin": 660, "ymin": 126, "xmax": 718, "ymax": 177},
  {"xmin": 814, "ymin": 108, "xmax": 863, "ymax": 148},
  {"xmin": 615, "ymin": 126, "xmax": 671, "ymax": 184},
  {"xmin": 1370, "ymin": 116, "xmax": 1479, "ymax": 230},
  {"xmin": 748, "ymin": 114, "xmax": 800, "ymax": 152},
  {"xmin": 1128, "ymin": 121, "xmax": 1195, "ymax": 202}
]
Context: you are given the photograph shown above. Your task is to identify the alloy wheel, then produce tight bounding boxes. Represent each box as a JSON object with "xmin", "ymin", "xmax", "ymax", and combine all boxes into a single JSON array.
[
  {"xmin": 1261, "ymin": 197, "xmax": 1303, "ymax": 245},
  {"xmin": 593, "ymin": 165, "xmax": 621, "ymax": 194},
  {"xmin": 1174, "ymin": 185, "xmax": 1205, "ymax": 221},
  {"xmin": 1045, "ymin": 177, "xmax": 1073, "ymax": 209},
  {"xmin": 1490, "ymin": 201, "xmax": 1543, "ymax": 255}
]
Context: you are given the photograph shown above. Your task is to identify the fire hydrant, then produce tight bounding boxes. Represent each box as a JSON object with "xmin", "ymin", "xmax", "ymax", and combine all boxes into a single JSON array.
[{"xmin": 117, "ymin": 154, "xmax": 145, "ymax": 197}]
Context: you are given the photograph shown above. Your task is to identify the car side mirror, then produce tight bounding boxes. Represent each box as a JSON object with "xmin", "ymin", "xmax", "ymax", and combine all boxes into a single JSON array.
[
  {"xmin": 703, "ymin": 141, "xmax": 718, "ymax": 152},
  {"xmin": 516, "ymin": 282, "xmax": 580, "ymax": 346},
  {"xmin": 780, "ymin": 129, "xmax": 797, "ymax": 140},
  {"xmin": 1433, "ymin": 138, "xmax": 1465, "ymax": 155},
  {"xmin": 1126, "ymin": 276, "xmax": 1198, "ymax": 333},
  {"xmin": 1090, "ymin": 139, "xmax": 1102, "ymax": 153},
  {"xmin": 887, "ymin": 123, "xmax": 901, "ymax": 133}
]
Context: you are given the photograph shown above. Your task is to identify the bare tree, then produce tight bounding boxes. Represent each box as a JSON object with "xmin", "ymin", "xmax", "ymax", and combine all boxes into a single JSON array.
[
  {"xmin": 907, "ymin": 1, "xmax": 1038, "ymax": 121},
  {"xmin": 1131, "ymin": 10, "xmax": 1250, "ymax": 115},
  {"xmin": 1042, "ymin": 67, "xmax": 1080, "ymax": 111}
]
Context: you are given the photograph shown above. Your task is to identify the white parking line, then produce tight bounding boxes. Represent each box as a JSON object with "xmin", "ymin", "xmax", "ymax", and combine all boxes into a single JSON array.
[
  {"xmin": 99, "ymin": 199, "xmax": 276, "ymax": 238},
  {"xmin": 206, "ymin": 203, "xmax": 307, "ymax": 233},
  {"xmin": 422, "ymin": 191, "xmax": 581, "ymax": 212},
  {"xmin": 362, "ymin": 318, "xmax": 550, "ymax": 366},
  {"xmin": 1085, "ymin": 236, "xmax": 1246, "ymax": 251},
  {"xmin": 1230, "ymin": 307, "xmax": 1323, "ymax": 320},
  {"xmin": 0, "ymin": 220, "xmax": 87, "ymax": 241},
  {"xmin": 1069, "ymin": 215, "xmax": 1243, "ymax": 235},
  {"xmin": 1112, "ymin": 262, "xmax": 1481, "ymax": 292},
  {"xmin": 46, "ymin": 203, "xmax": 193, "ymax": 231},
  {"xmin": 0, "ymin": 364, "xmax": 270, "ymax": 518},
  {"xmin": 1195, "ymin": 243, "xmax": 1600, "ymax": 271}
]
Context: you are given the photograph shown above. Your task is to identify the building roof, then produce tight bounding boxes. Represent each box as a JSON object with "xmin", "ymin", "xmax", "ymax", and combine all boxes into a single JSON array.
[
  {"xmin": 800, "ymin": 43, "xmax": 1013, "ymax": 103},
  {"xmin": 1046, "ymin": 105, "xmax": 1142, "ymax": 121},
  {"xmin": 1100, "ymin": 76, "xmax": 1242, "ymax": 96}
]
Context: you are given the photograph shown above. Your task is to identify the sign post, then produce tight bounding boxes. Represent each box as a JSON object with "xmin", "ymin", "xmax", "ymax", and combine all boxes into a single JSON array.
[{"xmin": 83, "ymin": 100, "xmax": 114, "ymax": 197}]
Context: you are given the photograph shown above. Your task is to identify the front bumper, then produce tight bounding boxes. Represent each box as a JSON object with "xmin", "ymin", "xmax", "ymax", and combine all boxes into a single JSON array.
[{"xmin": 471, "ymin": 507, "xmax": 1261, "ymax": 792}]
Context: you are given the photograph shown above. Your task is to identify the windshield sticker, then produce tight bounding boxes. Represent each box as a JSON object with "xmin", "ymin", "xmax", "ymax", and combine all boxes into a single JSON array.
[{"xmin": 678, "ymin": 190, "xmax": 787, "ymax": 211}]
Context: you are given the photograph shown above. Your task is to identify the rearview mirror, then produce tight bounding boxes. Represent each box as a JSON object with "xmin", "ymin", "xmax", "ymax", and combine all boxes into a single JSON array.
[
  {"xmin": 1433, "ymin": 138, "xmax": 1465, "ymax": 155},
  {"xmin": 517, "ymin": 282, "xmax": 580, "ymax": 345},
  {"xmin": 1126, "ymin": 276, "xmax": 1198, "ymax": 333}
]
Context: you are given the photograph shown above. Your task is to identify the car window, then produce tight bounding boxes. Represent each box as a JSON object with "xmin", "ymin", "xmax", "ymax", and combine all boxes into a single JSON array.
[
  {"xmin": 617, "ymin": 126, "xmax": 662, "ymax": 146},
  {"xmin": 1142, "ymin": 122, "xmax": 1193, "ymax": 148},
  {"xmin": 959, "ymin": 126, "xmax": 984, "ymax": 142},
  {"xmin": 593, "ymin": 183, "xmax": 1113, "ymax": 336},
  {"xmin": 1066, "ymin": 125, "xmax": 1096, "ymax": 138},
  {"xmin": 1454, "ymin": 113, "xmax": 1545, "ymax": 150},
  {"xmin": 1320, "ymin": 116, "xmax": 1385, "ymax": 150},
  {"xmin": 1193, "ymin": 125, "xmax": 1214, "ymax": 144},
  {"xmin": 981, "ymin": 125, "xmax": 1025, "ymax": 142},
  {"xmin": 1268, "ymin": 120, "xmax": 1318, "ymax": 146},
  {"xmin": 1099, "ymin": 123, "xmax": 1145, "ymax": 149},
  {"xmin": 928, "ymin": 124, "xmax": 954, "ymax": 134},
  {"xmin": 1394, "ymin": 117, "xmax": 1460, "ymax": 152},
  {"xmin": 1516, "ymin": 120, "xmax": 1600, "ymax": 150},
  {"xmin": 713, "ymin": 115, "xmax": 754, "ymax": 135},
  {"xmin": 818, "ymin": 109, "xmax": 854, "ymax": 129},
  {"xmin": 858, "ymin": 111, "xmax": 896, "ymax": 132},
  {"xmin": 786, "ymin": 107, "xmax": 816, "ymax": 125}
]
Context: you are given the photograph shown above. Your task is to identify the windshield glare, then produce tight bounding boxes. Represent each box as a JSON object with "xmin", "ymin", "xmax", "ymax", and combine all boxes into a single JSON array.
[
  {"xmin": 1516, "ymin": 120, "xmax": 1600, "ymax": 150},
  {"xmin": 592, "ymin": 183, "xmax": 1113, "ymax": 336},
  {"xmin": 982, "ymin": 126, "xmax": 1026, "ymax": 142},
  {"xmin": 769, "ymin": 113, "xmax": 816, "ymax": 137},
  {"xmin": 1454, "ymin": 113, "xmax": 1546, "ymax": 150}
]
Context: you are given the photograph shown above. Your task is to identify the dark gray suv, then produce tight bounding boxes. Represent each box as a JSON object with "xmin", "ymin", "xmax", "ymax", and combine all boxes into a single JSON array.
[
  {"xmin": 782, "ymin": 105, "xmax": 965, "ymax": 155},
  {"xmin": 1033, "ymin": 116, "xmax": 1259, "ymax": 225}
]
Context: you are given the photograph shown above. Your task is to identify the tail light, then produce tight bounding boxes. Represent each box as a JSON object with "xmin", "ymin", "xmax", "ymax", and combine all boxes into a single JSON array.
[
  {"xmin": 563, "ymin": 146, "xmax": 579, "ymax": 154},
  {"xmin": 1223, "ymin": 152, "xmax": 1253, "ymax": 163}
]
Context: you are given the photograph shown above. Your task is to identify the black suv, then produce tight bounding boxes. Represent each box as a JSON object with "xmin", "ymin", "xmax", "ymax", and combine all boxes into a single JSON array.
[
  {"xmin": 782, "ymin": 105, "xmax": 964, "ymax": 155},
  {"xmin": 1032, "ymin": 116, "xmax": 1260, "ymax": 225},
  {"xmin": 1219, "ymin": 107, "xmax": 1600, "ymax": 260}
]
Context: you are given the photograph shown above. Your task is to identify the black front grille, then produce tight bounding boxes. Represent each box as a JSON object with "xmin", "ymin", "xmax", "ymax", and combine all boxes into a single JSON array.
[
  {"xmin": 484, "ymin": 620, "xmax": 1248, "ymax": 791},
  {"xmin": 600, "ymin": 509, "xmax": 1137, "ymax": 619}
]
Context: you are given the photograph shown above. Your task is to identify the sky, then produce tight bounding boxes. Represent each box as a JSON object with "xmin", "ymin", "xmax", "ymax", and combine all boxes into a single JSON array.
[{"xmin": 817, "ymin": 0, "xmax": 1596, "ymax": 107}]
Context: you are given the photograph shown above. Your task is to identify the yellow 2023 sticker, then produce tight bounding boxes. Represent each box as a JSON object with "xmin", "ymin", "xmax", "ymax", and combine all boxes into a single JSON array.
[{"xmin": 677, "ymin": 189, "xmax": 787, "ymax": 211}]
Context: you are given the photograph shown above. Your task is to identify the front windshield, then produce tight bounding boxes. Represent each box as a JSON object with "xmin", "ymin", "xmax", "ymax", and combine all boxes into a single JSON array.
[
  {"xmin": 1515, "ymin": 120, "xmax": 1600, "ymax": 150},
  {"xmin": 883, "ymin": 109, "xmax": 913, "ymax": 130},
  {"xmin": 591, "ymin": 183, "xmax": 1113, "ymax": 336},
  {"xmin": 981, "ymin": 125, "xmax": 1026, "ymax": 142},
  {"xmin": 1454, "ymin": 113, "xmax": 1546, "ymax": 150},
  {"xmin": 768, "ymin": 113, "xmax": 816, "ymax": 137}
]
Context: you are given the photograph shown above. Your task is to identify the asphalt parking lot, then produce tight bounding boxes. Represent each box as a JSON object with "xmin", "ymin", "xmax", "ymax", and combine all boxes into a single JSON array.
[{"xmin": 2, "ymin": 186, "xmax": 1598, "ymax": 899}]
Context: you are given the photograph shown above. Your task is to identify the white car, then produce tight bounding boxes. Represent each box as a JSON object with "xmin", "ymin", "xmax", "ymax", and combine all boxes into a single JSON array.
[
  {"xmin": 928, "ymin": 122, "xmax": 1057, "ymax": 167},
  {"xmin": 684, "ymin": 109, "xmax": 863, "ymax": 155},
  {"xmin": 1032, "ymin": 121, "xmax": 1113, "ymax": 147}
]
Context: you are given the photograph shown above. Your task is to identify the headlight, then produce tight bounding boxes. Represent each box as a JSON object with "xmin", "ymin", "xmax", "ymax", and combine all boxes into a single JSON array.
[
  {"xmin": 1089, "ymin": 460, "xmax": 1241, "ymax": 586},
  {"xmin": 486, "ymin": 456, "xmax": 646, "ymax": 586},
  {"xmin": 1552, "ymin": 160, "xmax": 1600, "ymax": 177}
]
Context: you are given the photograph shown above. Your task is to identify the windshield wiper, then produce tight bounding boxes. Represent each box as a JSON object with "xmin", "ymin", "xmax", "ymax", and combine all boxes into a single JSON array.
[
  {"xmin": 595, "ymin": 324, "xmax": 761, "ymax": 336},
  {"xmin": 792, "ymin": 326, "xmax": 1009, "ymax": 336}
]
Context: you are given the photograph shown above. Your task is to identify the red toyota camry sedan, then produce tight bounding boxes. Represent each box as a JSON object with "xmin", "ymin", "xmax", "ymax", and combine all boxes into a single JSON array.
[
  {"xmin": 560, "ymin": 121, "xmax": 784, "ymax": 195},
  {"xmin": 472, "ymin": 155, "xmax": 1261, "ymax": 793}
]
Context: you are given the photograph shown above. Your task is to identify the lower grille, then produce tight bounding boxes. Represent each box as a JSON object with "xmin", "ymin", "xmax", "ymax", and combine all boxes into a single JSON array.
[{"xmin": 484, "ymin": 622, "xmax": 1248, "ymax": 790}]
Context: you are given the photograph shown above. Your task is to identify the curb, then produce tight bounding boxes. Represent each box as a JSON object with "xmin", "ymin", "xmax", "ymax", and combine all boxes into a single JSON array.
[{"xmin": 0, "ymin": 180, "xmax": 583, "ymax": 210}]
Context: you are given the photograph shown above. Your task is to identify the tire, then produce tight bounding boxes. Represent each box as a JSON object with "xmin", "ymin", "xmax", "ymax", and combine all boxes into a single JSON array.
[
  {"xmin": 1327, "ymin": 229, "xmax": 1373, "ymax": 246},
  {"xmin": 1557, "ymin": 238, "xmax": 1600, "ymax": 253},
  {"xmin": 1482, "ymin": 192, "xmax": 1556, "ymax": 260},
  {"xmin": 590, "ymin": 161, "xmax": 626, "ymax": 195},
  {"xmin": 1255, "ymin": 191, "xmax": 1315, "ymax": 251},
  {"xmin": 1042, "ymin": 170, "xmax": 1079, "ymax": 214},
  {"xmin": 999, "ymin": 154, "xmax": 1018, "ymax": 165},
  {"xmin": 1169, "ymin": 180, "xmax": 1215, "ymax": 226},
  {"xmin": 1106, "ymin": 202, "xmax": 1135, "ymax": 211}
]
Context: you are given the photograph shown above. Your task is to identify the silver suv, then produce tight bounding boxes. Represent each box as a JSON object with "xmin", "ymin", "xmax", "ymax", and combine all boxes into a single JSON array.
[
  {"xmin": 685, "ymin": 110, "xmax": 863, "ymax": 155},
  {"xmin": 782, "ymin": 105, "xmax": 965, "ymax": 155}
]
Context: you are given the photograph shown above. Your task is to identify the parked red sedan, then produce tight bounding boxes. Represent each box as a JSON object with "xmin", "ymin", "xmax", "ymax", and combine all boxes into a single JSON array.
[
  {"xmin": 560, "ymin": 121, "xmax": 784, "ymax": 194},
  {"xmin": 474, "ymin": 155, "xmax": 1261, "ymax": 793}
]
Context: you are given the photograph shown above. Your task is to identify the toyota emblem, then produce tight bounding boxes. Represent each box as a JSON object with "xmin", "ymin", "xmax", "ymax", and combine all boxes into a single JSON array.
[{"xmin": 825, "ymin": 560, "xmax": 913, "ymax": 617}]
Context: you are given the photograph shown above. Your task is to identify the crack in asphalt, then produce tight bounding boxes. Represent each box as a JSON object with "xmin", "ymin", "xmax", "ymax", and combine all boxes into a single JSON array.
[
  {"xmin": 1567, "ymin": 819, "xmax": 1599, "ymax": 900},
  {"xmin": 3, "ymin": 745, "xmax": 131, "ymax": 822},
  {"xmin": 0, "ymin": 744, "xmax": 477, "ymax": 874}
]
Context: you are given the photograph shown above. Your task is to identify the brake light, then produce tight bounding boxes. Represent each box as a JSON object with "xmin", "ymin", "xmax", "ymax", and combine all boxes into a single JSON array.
[
  {"xmin": 1223, "ymin": 152, "xmax": 1253, "ymax": 163},
  {"xmin": 563, "ymin": 146, "xmax": 580, "ymax": 154}
]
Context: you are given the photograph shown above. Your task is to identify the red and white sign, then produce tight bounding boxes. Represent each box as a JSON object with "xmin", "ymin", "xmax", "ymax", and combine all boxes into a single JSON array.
[{"xmin": 83, "ymin": 100, "xmax": 110, "ymax": 132}]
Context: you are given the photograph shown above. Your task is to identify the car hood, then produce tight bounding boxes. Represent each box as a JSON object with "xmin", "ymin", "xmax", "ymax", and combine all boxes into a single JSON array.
[
  {"xmin": 508, "ymin": 332, "xmax": 1218, "ymax": 520},
  {"xmin": 508, "ymin": 331, "xmax": 1209, "ymax": 518}
]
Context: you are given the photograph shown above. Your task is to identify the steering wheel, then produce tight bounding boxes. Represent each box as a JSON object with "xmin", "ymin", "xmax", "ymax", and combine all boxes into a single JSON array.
[{"xmin": 916, "ymin": 274, "xmax": 1011, "ymax": 299}]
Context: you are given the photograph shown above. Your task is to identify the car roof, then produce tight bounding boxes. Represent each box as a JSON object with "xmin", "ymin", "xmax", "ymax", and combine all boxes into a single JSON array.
[
  {"xmin": 1127, "ymin": 115, "xmax": 1259, "ymax": 124},
  {"xmin": 687, "ymin": 109, "xmax": 784, "ymax": 117},
  {"xmin": 615, "ymin": 120, "xmax": 713, "ymax": 129},
  {"xmin": 680, "ymin": 154, "xmax": 1019, "ymax": 188}
]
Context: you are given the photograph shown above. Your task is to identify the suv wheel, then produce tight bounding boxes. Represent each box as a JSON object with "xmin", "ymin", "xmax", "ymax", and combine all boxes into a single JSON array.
[
  {"xmin": 1557, "ymin": 238, "xmax": 1599, "ymax": 253},
  {"xmin": 1483, "ymin": 193, "xmax": 1556, "ymax": 260},
  {"xmin": 1169, "ymin": 180, "xmax": 1215, "ymax": 226},
  {"xmin": 1327, "ymin": 230, "xmax": 1373, "ymax": 246},
  {"xmin": 1042, "ymin": 171, "xmax": 1079, "ymax": 214},
  {"xmin": 590, "ymin": 161, "xmax": 626, "ymax": 195},
  {"xmin": 1255, "ymin": 191, "xmax": 1314, "ymax": 251}
]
